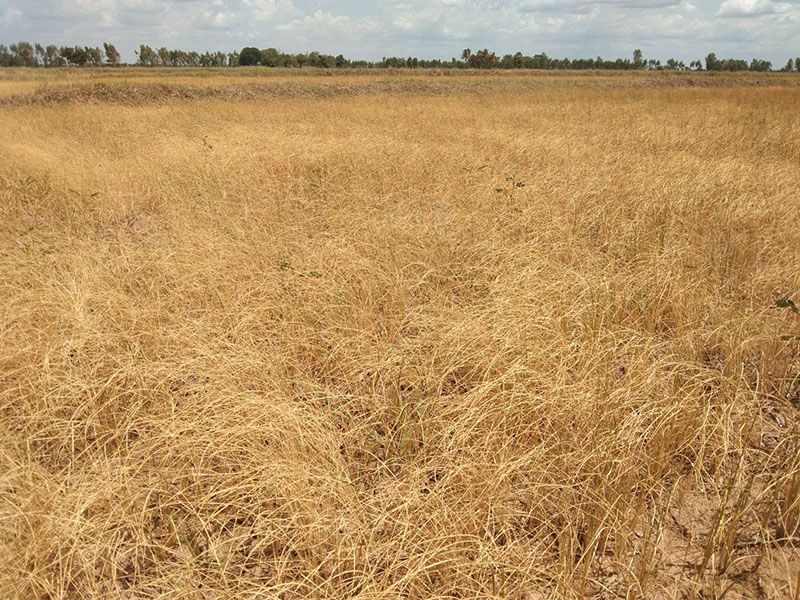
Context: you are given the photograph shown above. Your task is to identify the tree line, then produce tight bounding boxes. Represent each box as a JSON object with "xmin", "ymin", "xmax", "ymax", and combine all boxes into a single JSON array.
[
  {"xmin": 1, "ymin": 41, "xmax": 798, "ymax": 73},
  {"xmin": 456, "ymin": 48, "xmax": 792, "ymax": 72},
  {"xmin": 0, "ymin": 42, "xmax": 122, "ymax": 67}
]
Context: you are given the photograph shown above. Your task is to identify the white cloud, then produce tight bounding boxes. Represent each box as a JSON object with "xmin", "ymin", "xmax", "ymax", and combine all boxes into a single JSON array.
[
  {"xmin": 716, "ymin": 0, "xmax": 791, "ymax": 17},
  {"xmin": 242, "ymin": 0, "xmax": 296, "ymax": 22},
  {"xmin": 1, "ymin": 6, "xmax": 23, "ymax": 24},
  {"xmin": 277, "ymin": 9, "xmax": 379, "ymax": 32},
  {"xmin": 520, "ymin": 0, "xmax": 680, "ymax": 12}
]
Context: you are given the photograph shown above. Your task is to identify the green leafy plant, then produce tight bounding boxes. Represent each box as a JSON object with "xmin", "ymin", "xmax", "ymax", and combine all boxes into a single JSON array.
[{"xmin": 777, "ymin": 298, "xmax": 800, "ymax": 314}]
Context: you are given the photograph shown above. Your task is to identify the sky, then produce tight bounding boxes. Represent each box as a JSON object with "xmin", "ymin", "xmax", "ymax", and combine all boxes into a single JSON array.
[{"xmin": 0, "ymin": 0, "xmax": 798, "ymax": 65}]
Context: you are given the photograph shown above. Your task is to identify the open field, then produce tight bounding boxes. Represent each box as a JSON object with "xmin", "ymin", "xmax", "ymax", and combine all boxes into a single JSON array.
[
  {"xmin": 1, "ymin": 66, "xmax": 798, "ymax": 99},
  {"xmin": 1, "ymin": 69, "xmax": 799, "ymax": 599}
]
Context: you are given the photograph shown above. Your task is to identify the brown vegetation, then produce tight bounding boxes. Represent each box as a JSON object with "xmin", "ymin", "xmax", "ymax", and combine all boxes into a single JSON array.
[{"xmin": 1, "ymin": 70, "xmax": 799, "ymax": 599}]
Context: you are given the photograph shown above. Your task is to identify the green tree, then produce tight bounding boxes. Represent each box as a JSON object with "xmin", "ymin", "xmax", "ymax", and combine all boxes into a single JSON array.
[
  {"xmin": 238, "ymin": 46, "xmax": 261, "ymax": 66},
  {"xmin": 633, "ymin": 48, "xmax": 644, "ymax": 69},
  {"xmin": 260, "ymin": 47, "xmax": 280, "ymax": 67},
  {"xmin": 103, "ymin": 43, "xmax": 121, "ymax": 66},
  {"xmin": 10, "ymin": 41, "xmax": 35, "ymax": 67},
  {"xmin": 306, "ymin": 51, "xmax": 321, "ymax": 67},
  {"xmin": 749, "ymin": 58, "xmax": 771, "ymax": 72},
  {"xmin": 137, "ymin": 45, "xmax": 158, "ymax": 66},
  {"xmin": 157, "ymin": 47, "xmax": 169, "ymax": 66},
  {"xmin": 45, "ymin": 45, "xmax": 61, "ymax": 66},
  {"xmin": 705, "ymin": 52, "xmax": 718, "ymax": 71},
  {"xmin": 467, "ymin": 49, "xmax": 498, "ymax": 69},
  {"xmin": 60, "ymin": 45, "xmax": 89, "ymax": 66},
  {"xmin": 86, "ymin": 46, "xmax": 103, "ymax": 66},
  {"xmin": 58, "ymin": 46, "xmax": 74, "ymax": 65},
  {"xmin": 665, "ymin": 58, "xmax": 686, "ymax": 70},
  {"xmin": 72, "ymin": 46, "xmax": 90, "ymax": 66}
]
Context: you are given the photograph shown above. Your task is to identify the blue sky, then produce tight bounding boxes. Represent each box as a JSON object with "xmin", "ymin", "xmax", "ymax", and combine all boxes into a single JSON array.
[{"xmin": 1, "ymin": 0, "xmax": 798, "ymax": 64}]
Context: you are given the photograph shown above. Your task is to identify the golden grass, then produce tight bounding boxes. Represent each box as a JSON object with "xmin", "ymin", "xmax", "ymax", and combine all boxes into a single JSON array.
[
  {"xmin": 1, "ymin": 70, "xmax": 799, "ymax": 599},
  {"xmin": 1, "ymin": 66, "xmax": 797, "ymax": 101}
]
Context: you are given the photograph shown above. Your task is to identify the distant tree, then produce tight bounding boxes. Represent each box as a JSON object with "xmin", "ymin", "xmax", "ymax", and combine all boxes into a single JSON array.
[
  {"xmin": 301, "ymin": 51, "xmax": 335, "ymax": 68},
  {"xmin": 307, "ymin": 51, "xmax": 321, "ymax": 67},
  {"xmin": 43, "ymin": 45, "xmax": 60, "ymax": 67},
  {"xmin": 465, "ymin": 48, "xmax": 498, "ymax": 69},
  {"xmin": 0, "ymin": 43, "xmax": 790, "ymax": 72},
  {"xmin": 633, "ymin": 48, "xmax": 644, "ymax": 69},
  {"xmin": 86, "ymin": 46, "xmax": 103, "ymax": 66},
  {"xmin": 103, "ymin": 43, "xmax": 121, "ymax": 66},
  {"xmin": 10, "ymin": 41, "xmax": 36, "ymax": 67},
  {"xmin": 60, "ymin": 45, "xmax": 89, "ymax": 66},
  {"xmin": 73, "ymin": 46, "xmax": 90, "ymax": 66},
  {"xmin": 665, "ymin": 58, "xmax": 686, "ymax": 70},
  {"xmin": 238, "ymin": 46, "xmax": 261, "ymax": 66},
  {"xmin": 58, "ymin": 46, "xmax": 73, "ymax": 65},
  {"xmin": 534, "ymin": 53, "xmax": 551, "ymax": 69},
  {"xmin": 320, "ymin": 53, "xmax": 336, "ymax": 68},
  {"xmin": 156, "ymin": 47, "xmax": 169, "ymax": 66},
  {"xmin": 260, "ymin": 47, "xmax": 280, "ymax": 67},
  {"xmin": 137, "ymin": 45, "xmax": 158, "ymax": 66}
]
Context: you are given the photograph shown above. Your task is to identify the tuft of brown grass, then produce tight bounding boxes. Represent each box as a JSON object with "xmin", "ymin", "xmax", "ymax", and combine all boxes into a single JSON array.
[{"xmin": 1, "ymin": 70, "xmax": 799, "ymax": 599}]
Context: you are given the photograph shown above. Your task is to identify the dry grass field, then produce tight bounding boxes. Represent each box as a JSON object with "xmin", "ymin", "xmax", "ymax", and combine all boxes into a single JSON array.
[{"xmin": 1, "ymin": 69, "xmax": 799, "ymax": 599}]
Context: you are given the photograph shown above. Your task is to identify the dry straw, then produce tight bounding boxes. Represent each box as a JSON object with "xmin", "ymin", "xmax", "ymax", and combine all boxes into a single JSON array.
[{"xmin": 1, "ymin": 70, "xmax": 799, "ymax": 599}]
